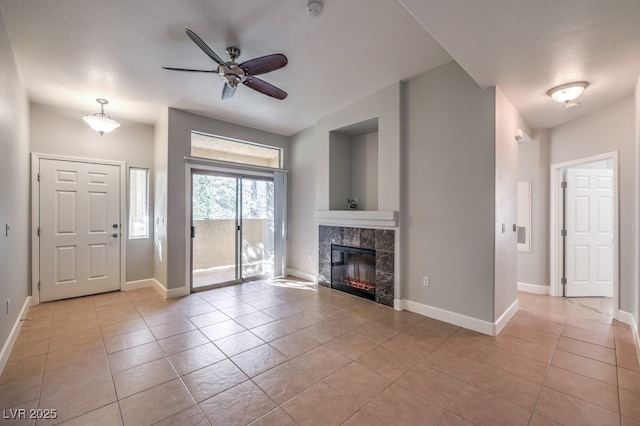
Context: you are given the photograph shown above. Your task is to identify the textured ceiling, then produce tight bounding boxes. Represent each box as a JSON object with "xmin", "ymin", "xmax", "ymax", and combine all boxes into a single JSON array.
[
  {"xmin": 399, "ymin": 0, "xmax": 640, "ymax": 129},
  {"xmin": 0, "ymin": 0, "xmax": 451, "ymax": 135},
  {"xmin": 1, "ymin": 0, "xmax": 639, "ymax": 135}
]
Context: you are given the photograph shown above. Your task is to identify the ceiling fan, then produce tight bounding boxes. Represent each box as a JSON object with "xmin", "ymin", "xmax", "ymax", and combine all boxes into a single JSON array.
[{"xmin": 164, "ymin": 29, "xmax": 288, "ymax": 100}]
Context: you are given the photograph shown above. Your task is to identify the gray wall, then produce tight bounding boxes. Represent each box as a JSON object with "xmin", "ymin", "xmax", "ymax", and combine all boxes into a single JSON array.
[
  {"xmin": 328, "ymin": 130, "xmax": 379, "ymax": 211},
  {"xmin": 164, "ymin": 108, "xmax": 290, "ymax": 289},
  {"xmin": 287, "ymin": 127, "xmax": 317, "ymax": 275},
  {"xmin": 351, "ymin": 132, "xmax": 379, "ymax": 210},
  {"xmin": 0, "ymin": 12, "xmax": 30, "ymax": 359},
  {"xmin": 493, "ymin": 87, "xmax": 524, "ymax": 320},
  {"xmin": 288, "ymin": 61, "xmax": 517, "ymax": 324},
  {"xmin": 633, "ymin": 74, "xmax": 639, "ymax": 331},
  {"xmin": 517, "ymin": 129, "xmax": 550, "ymax": 288},
  {"xmin": 316, "ymin": 83, "xmax": 401, "ymax": 212},
  {"xmin": 549, "ymin": 98, "xmax": 635, "ymax": 313},
  {"xmin": 30, "ymin": 103, "xmax": 155, "ymax": 283},
  {"xmin": 329, "ymin": 132, "xmax": 352, "ymax": 210},
  {"xmin": 401, "ymin": 61, "xmax": 497, "ymax": 322},
  {"xmin": 154, "ymin": 110, "xmax": 169, "ymax": 286}
]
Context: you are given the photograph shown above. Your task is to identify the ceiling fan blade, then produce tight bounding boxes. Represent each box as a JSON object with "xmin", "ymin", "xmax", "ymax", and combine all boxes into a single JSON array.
[
  {"xmin": 222, "ymin": 83, "xmax": 236, "ymax": 100},
  {"xmin": 162, "ymin": 67, "xmax": 217, "ymax": 73},
  {"xmin": 243, "ymin": 76, "xmax": 287, "ymax": 100},
  {"xmin": 240, "ymin": 54, "xmax": 288, "ymax": 76},
  {"xmin": 185, "ymin": 29, "xmax": 225, "ymax": 65}
]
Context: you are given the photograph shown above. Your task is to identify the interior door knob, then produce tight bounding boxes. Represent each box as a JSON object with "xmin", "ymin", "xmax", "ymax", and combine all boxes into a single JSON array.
[{"xmin": 112, "ymin": 233, "xmax": 119, "ymax": 238}]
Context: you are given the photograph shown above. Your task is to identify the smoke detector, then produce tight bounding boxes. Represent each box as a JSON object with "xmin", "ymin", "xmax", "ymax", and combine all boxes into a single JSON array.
[{"xmin": 306, "ymin": 0, "xmax": 323, "ymax": 17}]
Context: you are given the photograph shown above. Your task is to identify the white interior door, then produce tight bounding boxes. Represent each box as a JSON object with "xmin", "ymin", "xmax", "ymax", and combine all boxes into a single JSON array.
[
  {"xmin": 565, "ymin": 168, "xmax": 614, "ymax": 297},
  {"xmin": 39, "ymin": 158, "xmax": 121, "ymax": 302}
]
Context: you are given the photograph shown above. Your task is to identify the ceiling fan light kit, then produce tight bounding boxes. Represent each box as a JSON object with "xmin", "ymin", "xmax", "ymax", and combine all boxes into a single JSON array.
[
  {"xmin": 82, "ymin": 98, "xmax": 120, "ymax": 135},
  {"xmin": 163, "ymin": 29, "xmax": 288, "ymax": 100},
  {"xmin": 547, "ymin": 81, "xmax": 588, "ymax": 108}
]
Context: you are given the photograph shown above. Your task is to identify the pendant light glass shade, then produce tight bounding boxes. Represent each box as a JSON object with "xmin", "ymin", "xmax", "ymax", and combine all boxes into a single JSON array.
[{"xmin": 83, "ymin": 98, "xmax": 120, "ymax": 135}]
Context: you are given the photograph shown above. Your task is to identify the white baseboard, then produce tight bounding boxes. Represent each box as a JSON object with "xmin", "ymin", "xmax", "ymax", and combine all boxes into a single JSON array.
[
  {"xmin": 0, "ymin": 296, "xmax": 32, "ymax": 375},
  {"xmin": 517, "ymin": 282, "xmax": 551, "ymax": 295},
  {"xmin": 151, "ymin": 279, "xmax": 189, "ymax": 299},
  {"xmin": 285, "ymin": 268, "xmax": 317, "ymax": 283},
  {"xmin": 124, "ymin": 278, "xmax": 189, "ymax": 300},
  {"xmin": 495, "ymin": 299, "xmax": 520, "ymax": 335},
  {"xmin": 122, "ymin": 278, "xmax": 157, "ymax": 291},
  {"xmin": 617, "ymin": 310, "xmax": 640, "ymax": 365},
  {"xmin": 402, "ymin": 298, "xmax": 518, "ymax": 336},
  {"xmin": 163, "ymin": 285, "xmax": 190, "ymax": 299},
  {"xmin": 394, "ymin": 299, "xmax": 402, "ymax": 311}
]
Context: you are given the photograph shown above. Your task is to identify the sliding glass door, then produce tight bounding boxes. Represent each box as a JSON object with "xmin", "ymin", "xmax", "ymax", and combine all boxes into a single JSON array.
[
  {"xmin": 241, "ymin": 178, "xmax": 275, "ymax": 279},
  {"xmin": 191, "ymin": 173, "xmax": 238, "ymax": 287},
  {"xmin": 191, "ymin": 171, "xmax": 275, "ymax": 289}
]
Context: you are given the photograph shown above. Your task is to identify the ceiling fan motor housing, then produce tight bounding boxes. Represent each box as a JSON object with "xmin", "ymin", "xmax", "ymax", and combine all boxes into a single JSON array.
[{"xmin": 218, "ymin": 61, "xmax": 245, "ymax": 88}]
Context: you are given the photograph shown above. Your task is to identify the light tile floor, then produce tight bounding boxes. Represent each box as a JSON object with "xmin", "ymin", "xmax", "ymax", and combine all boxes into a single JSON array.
[{"xmin": 1, "ymin": 278, "xmax": 639, "ymax": 425}]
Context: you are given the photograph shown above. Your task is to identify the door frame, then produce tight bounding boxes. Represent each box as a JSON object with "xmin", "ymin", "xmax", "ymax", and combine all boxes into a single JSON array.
[
  {"xmin": 185, "ymin": 162, "xmax": 280, "ymax": 292},
  {"xmin": 549, "ymin": 151, "xmax": 619, "ymax": 315},
  {"xmin": 31, "ymin": 153, "xmax": 127, "ymax": 305}
]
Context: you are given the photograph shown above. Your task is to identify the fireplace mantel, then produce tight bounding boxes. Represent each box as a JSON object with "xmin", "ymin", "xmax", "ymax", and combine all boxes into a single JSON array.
[{"xmin": 314, "ymin": 210, "xmax": 398, "ymax": 228}]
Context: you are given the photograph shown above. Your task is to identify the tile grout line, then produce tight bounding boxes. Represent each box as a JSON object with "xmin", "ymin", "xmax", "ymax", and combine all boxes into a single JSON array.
[
  {"xmin": 130, "ymin": 292, "xmax": 207, "ymax": 426},
  {"xmin": 526, "ymin": 311, "xmax": 566, "ymax": 425},
  {"xmin": 97, "ymin": 296, "xmax": 127, "ymax": 426},
  {"xmin": 34, "ymin": 310, "xmax": 51, "ymax": 419},
  {"xmin": 414, "ymin": 326, "xmax": 465, "ymax": 424},
  {"xmin": 527, "ymin": 302, "xmax": 624, "ymax": 424},
  {"xmin": 614, "ymin": 325, "xmax": 622, "ymax": 426},
  {"xmin": 6, "ymin": 287, "xmax": 633, "ymax": 425}
]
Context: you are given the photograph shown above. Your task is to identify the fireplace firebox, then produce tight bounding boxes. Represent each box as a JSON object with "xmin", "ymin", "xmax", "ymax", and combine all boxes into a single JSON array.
[{"xmin": 331, "ymin": 244, "xmax": 376, "ymax": 300}]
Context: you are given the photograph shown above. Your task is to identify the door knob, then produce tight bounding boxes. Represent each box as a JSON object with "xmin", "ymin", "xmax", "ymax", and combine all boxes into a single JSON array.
[
  {"xmin": 113, "ymin": 224, "xmax": 119, "ymax": 228},
  {"xmin": 112, "ymin": 233, "xmax": 119, "ymax": 238}
]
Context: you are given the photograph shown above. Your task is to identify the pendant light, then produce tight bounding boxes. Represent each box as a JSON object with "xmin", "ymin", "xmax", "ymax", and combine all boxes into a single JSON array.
[{"xmin": 83, "ymin": 98, "xmax": 120, "ymax": 135}]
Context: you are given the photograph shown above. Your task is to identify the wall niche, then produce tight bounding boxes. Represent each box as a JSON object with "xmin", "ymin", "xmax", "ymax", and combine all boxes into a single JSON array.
[{"xmin": 329, "ymin": 117, "xmax": 379, "ymax": 211}]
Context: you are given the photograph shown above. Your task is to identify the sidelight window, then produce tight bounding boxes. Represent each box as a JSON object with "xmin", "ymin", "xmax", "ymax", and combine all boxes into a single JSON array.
[{"xmin": 129, "ymin": 167, "xmax": 149, "ymax": 238}]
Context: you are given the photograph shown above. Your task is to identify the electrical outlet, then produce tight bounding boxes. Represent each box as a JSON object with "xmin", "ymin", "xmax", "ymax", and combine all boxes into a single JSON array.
[{"xmin": 423, "ymin": 276, "xmax": 430, "ymax": 287}]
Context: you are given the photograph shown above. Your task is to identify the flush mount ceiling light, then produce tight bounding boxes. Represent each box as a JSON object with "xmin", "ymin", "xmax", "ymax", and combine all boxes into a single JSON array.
[
  {"xmin": 547, "ymin": 81, "xmax": 589, "ymax": 108},
  {"xmin": 306, "ymin": 0, "xmax": 323, "ymax": 17},
  {"xmin": 83, "ymin": 98, "xmax": 120, "ymax": 135}
]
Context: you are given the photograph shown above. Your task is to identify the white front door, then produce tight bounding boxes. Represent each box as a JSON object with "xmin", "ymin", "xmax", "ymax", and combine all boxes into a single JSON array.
[
  {"xmin": 565, "ymin": 168, "xmax": 614, "ymax": 297},
  {"xmin": 39, "ymin": 158, "xmax": 121, "ymax": 302}
]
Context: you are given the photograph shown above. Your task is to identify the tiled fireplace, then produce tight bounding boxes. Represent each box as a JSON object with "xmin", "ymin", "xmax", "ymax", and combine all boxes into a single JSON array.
[
  {"xmin": 318, "ymin": 225, "xmax": 394, "ymax": 306},
  {"xmin": 314, "ymin": 84, "xmax": 401, "ymax": 308}
]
